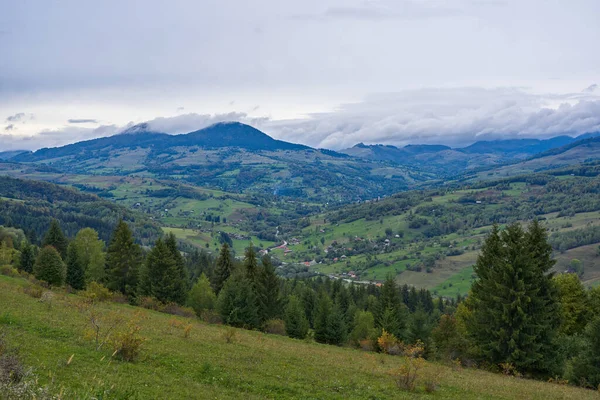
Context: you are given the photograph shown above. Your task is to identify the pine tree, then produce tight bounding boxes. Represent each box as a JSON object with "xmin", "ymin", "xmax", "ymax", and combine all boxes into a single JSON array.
[
  {"xmin": 34, "ymin": 245, "xmax": 66, "ymax": 286},
  {"xmin": 104, "ymin": 221, "xmax": 141, "ymax": 297},
  {"xmin": 314, "ymin": 291, "xmax": 333, "ymax": 344},
  {"xmin": 141, "ymin": 238, "xmax": 186, "ymax": 304},
  {"xmin": 326, "ymin": 305, "xmax": 347, "ymax": 345},
  {"xmin": 18, "ymin": 244, "xmax": 36, "ymax": 273},
  {"xmin": 375, "ymin": 275, "xmax": 409, "ymax": 340},
  {"xmin": 284, "ymin": 295, "xmax": 309, "ymax": 339},
  {"xmin": 217, "ymin": 273, "xmax": 259, "ymax": 329},
  {"xmin": 65, "ymin": 243, "xmax": 85, "ymax": 290},
  {"xmin": 257, "ymin": 255, "xmax": 282, "ymax": 323},
  {"xmin": 468, "ymin": 222, "xmax": 560, "ymax": 375},
  {"xmin": 164, "ymin": 232, "xmax": 188, "ymax": 304},
  {"xmin": 243, "ymin": 244, "xmax": 259, "ymax": 284},
  {"xmin": 213, "ymin": 243, "xmax": 234, "ymax": 294},
  {"xmin": 42, "ymin": 219, "xmax": 68, "ymax": 259}
]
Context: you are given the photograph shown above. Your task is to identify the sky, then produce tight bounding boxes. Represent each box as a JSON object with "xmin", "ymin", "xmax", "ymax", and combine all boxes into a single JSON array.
[{"xmin": 1, "ymin": 0, "xmax": 600, "ymax": 151}]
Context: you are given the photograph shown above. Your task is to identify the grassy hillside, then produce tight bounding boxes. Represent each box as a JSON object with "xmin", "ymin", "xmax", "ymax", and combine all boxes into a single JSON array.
[
  {"xmin": 275, "ymin": 168, "xmax": 600, "ymax": 294},
  {"xmin": 0, "ymin": 274, "xmax": 596, "ymax": 399}
]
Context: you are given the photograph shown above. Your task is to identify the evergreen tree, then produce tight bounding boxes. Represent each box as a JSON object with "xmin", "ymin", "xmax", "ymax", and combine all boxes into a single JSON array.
[
  {"xmin": 34, "ymin": 245, "xmax": 66, "ymax": 286},
  {"xmin": 243, "ymin": 244, "xmax": 259, "ymax": 284},
  {"xmin": 65, "ymin": 242, "xmax": 85, "ymax": 290},
  {"xmin": 187, "ymin": 273, "xmax": 216, "ymax": 317},
  {"xmin": 42, "ymin": 219, "xmax": 68, "ymax": 259},
  {"xmin": 409, "ymin": 306, "xmax": 432, "ymax": 344},
  {"xmin": 284, "ymin": 295, "xmax": 309, "ymax": 339},
  {"xmin": 314, "ymin": 291, "xmax": 333, "ymax": 344},
  {"xmin": 105, "ymin": 221, "xmax": 141, "ymax": 297},
  {"xmin": 257, "ymin": 255, "xmax": 282, "ymax": 323},
  {"xmin": 375, "ymin": 275, "xmax": 409, "ymax": 340},
  {"xmin": 217, "ymin": 273, "xmax": 260, "ymax": 329},
  {"xmin": 213, "ymin": 243, "xmax": 234, "ymax": 294},
  {"xmin": 164, "ymin": 232, "xmax": 188, "ymax": 303},
  {"xmin": 18, "ymin": 244, "xmax": 36, "ymax": 273},
  {"xmin": 326, "ymin": 305, "xmax": 348, "ymax": 346},
  {"xmin": 141, "ymin": 238, "xmax": 186, "ymax": 304},
  {"xmin": 468, "ymin": 222, "xmax": 560, "ymax": 375}
]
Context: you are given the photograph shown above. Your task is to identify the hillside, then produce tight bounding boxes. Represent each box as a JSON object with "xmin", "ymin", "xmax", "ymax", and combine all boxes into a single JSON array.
[
  {"xmin": 467, "ymin": 136, "xmax": 600, "ymax": 181},
  {"xmin": 10, "ymin": 122, "xmax": 433, "ymax": 203},
  {"xmin": 0, "ymin": 175, "xmax": 160, "ymax": 244},
  {"xmin": 0, "ymin": 274, "xmax": 596, "ymax": 399},
  {"xmin": 267, "ymin": 164, "xmax": 600, "ymax": 294}
]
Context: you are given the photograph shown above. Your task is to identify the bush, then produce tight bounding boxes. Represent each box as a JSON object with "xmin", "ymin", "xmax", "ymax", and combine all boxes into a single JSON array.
[
  {"xmin": 139, "ymin": 296, "xmax": 162, "ymax": 311},
  {"xmin": 162, "ymin": 303, "xmax": 196, "ymax": 318},
  {"xmin": 378, "ymin": 330, "xmax": 401, "ymax": 355},
  {"xmin": 263, "ymin": 319, "xmax": 286, "ymax": 336},
  {"xmin": 22, "ymin": 284, "xmax": 44, "ymax": 299},
  {"xmin": 81, "ymin": 282, "xmax": 113, "ymax": 303},
  {"xmin": 222, "ymin": 327, "xmax": 237, "ymax": 344},
  {"xmin": 389, "ymin": 342, "xmax": 427, "ymax": 392},
  {"xmin": 112, "ymin": 321, "xmax": 144, "ymax": 362},
  {"xmin": 0, "ymin": 266, "xmax": 19, "ymax": 278}
]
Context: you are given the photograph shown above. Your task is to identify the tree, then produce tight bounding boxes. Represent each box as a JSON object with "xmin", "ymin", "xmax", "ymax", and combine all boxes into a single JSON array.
[
  {"xmin": 350, "ymin": 310, "xmax": 377, "ymax": 346},
  {"xmin": 187, "ymin": 273, "xmax": 216, "ymax": 317},
  {"xmin": 257, "ymin": 255, "xmax": 282, "ymax": 324},
  {"xmin": 104, "ymin": 222, "xmax": 141, "ymax": 297},
  {"xmin": 217, "ymin": 273, "xmax": 259, "ymax": 329},
  {"xmin": 571, "ymin": 316, "xmax": 600, "ymax": 388},
  {"xmin": 18, "ymin": 244, "xmax": 35, "ymax": 273},
  {"xmin": 140, "ymin": 238, "xmax": 186, "ymax": 304},
  {"xmin": 284, "ymin": 295, "xmax": 309, "ymax": 339},
  {"xmin": 326, "ymin": 305, "xmax": 347, "ymax": 346},
  {"xmin": 34, "ymin": 245, "xmax": 66, "ymax": 286},
  {"xmin": 467, "ymin": 222, "xmax": 560, "ymax": 375},
  {"xmin": 213, "ymin": 243, "xmax": 234, "ymax": 294},
  {"xmin": 554, "ymin": 273, "xmax": 589, "ymax": 335},
  {"xmin": 314, "ymin": 291, "xmax": 333, "ymax": 344},
  {"xmin": 42, "ymin": 219, "xmax": 68, "ymax": 259},
  {"xmin": 72, "ymin": 228, "xmax": 106, "ymax": 284},
  {"xmin": 65, "ymin": 242, "xmax": 85, "ymax": 290},
  {"xmin": 164, "ymin": 232, "xmax": 188, "ymax": 304},
  {"xmin": 243, "ymin": 244, "xmax": 259, "ymax": 284},
  {"xmin": 375, "ymin": 275, "xmax": 409, "ymax": 340}
]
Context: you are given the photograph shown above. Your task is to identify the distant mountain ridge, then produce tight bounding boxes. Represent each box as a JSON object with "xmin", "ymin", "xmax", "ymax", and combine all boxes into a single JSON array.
[
  {"xmin": 341, "ymin": 132, "xmax": 600, "ymax": 175},
  {"xmin": 8, "ymin": 122, "xmax": 430, "ymax": 202}
]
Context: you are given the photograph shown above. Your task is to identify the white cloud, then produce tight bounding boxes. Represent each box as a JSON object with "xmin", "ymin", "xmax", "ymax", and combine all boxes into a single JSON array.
[{"xmin": 2, "ymin": 86, "xmax": 599, "ymax": 152}]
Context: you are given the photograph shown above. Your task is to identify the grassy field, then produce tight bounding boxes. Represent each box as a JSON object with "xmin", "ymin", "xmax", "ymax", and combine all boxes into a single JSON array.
[{"xmin": 1, "ymin": 274, "xmax": 597, "ymax": 399}]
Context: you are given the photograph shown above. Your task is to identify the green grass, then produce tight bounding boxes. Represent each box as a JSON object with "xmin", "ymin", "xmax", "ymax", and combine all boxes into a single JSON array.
[{"xmin": 1, "ymin": 274, "xmax": 597, "ymax": 399}]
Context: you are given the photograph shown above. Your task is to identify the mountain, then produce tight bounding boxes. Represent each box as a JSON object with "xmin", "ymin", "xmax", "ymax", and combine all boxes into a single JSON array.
[
  {"xmin": 9, "ymin": 122, "xmax": 433, "ymax": 202},
  {"xmin": 340, "ymin": 135, "xmax": 591, "ymax": 175},
  {"xmin": 0, "ymin": 150, "xmax": 30, "ymax": 160},
  {"xmin": 466, "ymin": 136, "xmax": 600, "ymax": 181},
  {"xmin": 459, "ymin": 136, "xmax": 575, "ymax": 155}
]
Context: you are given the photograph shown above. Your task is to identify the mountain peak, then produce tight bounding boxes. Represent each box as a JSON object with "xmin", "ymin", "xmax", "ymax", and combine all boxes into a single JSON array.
[{"xmin": 120, "ymin": 123, "xmax": 161, "ymax": 135}]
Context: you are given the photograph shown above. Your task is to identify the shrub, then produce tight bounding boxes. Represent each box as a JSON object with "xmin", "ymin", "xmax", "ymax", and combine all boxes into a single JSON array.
[
  {"xmin": 162, "ymin": 303, "xmax": 196, "ymax": 318},
  {"xmin": 263, "ymin": 319, "xmax": 286, "ymax": 336},
  {"xmin": 222, "ymin": 327, "xmax": 237, "ymax": 344},
  {"xmin": 22, "ymin": 284, "xmax": 44, "ymax": 299},
  {"xmin": 81, "ymin": 282, "xmax": 113, "ymax": 303},
  {"xmin": 139, "ymin": 296, "xmax": 162, "ymax": 311},
  {"xmin": 0, "ymin": 266, "xmax": 19, "ymax": 278},
  {"xmin": 112, "ymin": 321, "xmax": 144, "ymax": 362},
  {"xmin": 378, "ymin": 330, "xmax": 401, "ymax": 355}
]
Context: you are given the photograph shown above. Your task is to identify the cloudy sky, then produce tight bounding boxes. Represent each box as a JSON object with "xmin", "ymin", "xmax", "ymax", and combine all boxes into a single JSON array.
[{"xmin": 1, "ymin": 0, "xmax": 599, "ymax": 151}]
